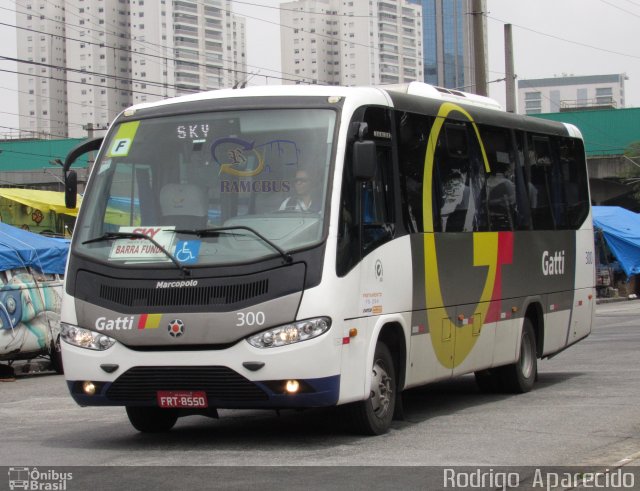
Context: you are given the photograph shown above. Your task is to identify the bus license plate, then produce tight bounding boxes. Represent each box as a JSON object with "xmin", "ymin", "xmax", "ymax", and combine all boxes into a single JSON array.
[{"xmin": 157, "ymin": 391, "xmax": 208, "ymax": 408}]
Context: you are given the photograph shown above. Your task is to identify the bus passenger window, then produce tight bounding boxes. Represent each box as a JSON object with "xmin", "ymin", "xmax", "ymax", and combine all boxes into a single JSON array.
[
  {"xmin": 396, "ymin": 112, "xmax": 433, "ymax": 233},
  {"xmin": 556, "ymin": 137, "xmax": 590, "ymax": 228},
  {"xmin": 528, "ymin": 136, "xmax": 556, "ymax": 230},
  {"xmin": 480, "ymin": 126, "xmax": 517, "ymax": 231},
  {"xmin": 433, "ymin": 122, "xmax": 487, "ymax": 232},
  {"xmin": 362, "ymin": 147, "xmax": 394, "ymax": 253},
  {"xmin": 486, "ymin": 153, "xmax": 516, "ymax": 230}
]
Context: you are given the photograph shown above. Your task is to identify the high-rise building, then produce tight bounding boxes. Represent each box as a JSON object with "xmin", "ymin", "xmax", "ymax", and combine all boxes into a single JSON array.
[
  {"xmin": 409, "ymin": 0, "xmax": 484, "ymax": 90},
  {"xmin": 280, "ymin": 0, "xmax": 423, "ymax": 86},
  {"xmin": 16, "ymin": 0, "xmax": 247, "ymax": 139},
  {"xmin": 16, "ymin": 1, "xmax": 68, "ymax": 139}
]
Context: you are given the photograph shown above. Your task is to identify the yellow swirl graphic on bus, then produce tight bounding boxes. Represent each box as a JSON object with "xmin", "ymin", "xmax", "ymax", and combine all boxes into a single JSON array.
[{"xmin": 422, "ymin": 102, "xmax": 498, "ymax": 369}]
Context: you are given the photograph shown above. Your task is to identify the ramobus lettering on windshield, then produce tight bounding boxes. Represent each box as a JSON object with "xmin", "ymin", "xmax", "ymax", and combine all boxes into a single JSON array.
[{"xmin": 156, "ymin": 280, "xmax": 199, "ymax": 289}]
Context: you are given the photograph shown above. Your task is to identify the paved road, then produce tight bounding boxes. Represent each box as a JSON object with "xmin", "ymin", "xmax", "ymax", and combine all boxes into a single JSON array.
[{"xmin": 1, "ymin": 301, "xmax": 639, "ymax": 489}]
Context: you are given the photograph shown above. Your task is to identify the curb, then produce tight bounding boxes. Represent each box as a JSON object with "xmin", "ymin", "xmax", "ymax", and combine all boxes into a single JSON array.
[{"xmin": 596, "ymin": 296, "xmax": 638, "ymax": 304}]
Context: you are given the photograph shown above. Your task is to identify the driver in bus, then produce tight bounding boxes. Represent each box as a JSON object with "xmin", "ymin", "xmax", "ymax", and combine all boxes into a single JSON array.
[{"xmin": 280, "ymin": 169, "xmax": 320, "ymax": 212}]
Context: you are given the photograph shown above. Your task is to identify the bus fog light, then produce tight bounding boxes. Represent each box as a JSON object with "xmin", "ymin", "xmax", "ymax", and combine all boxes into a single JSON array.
[
  {"xmin": 247, "ymin": 317, "xmax": 332, "ymax": 348},
  {"xmin": 82, "ymin": 381, "xmax": 96, "ymax": 395},
  {"xmin": 285, "ymin": 380, "xmax": 300, "ymax": 393}
]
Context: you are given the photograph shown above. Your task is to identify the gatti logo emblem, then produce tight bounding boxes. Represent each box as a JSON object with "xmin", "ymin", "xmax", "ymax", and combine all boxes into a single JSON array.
[{"xmin": 95, "ymin": 316, "xmax": 134, "ymax": 331}]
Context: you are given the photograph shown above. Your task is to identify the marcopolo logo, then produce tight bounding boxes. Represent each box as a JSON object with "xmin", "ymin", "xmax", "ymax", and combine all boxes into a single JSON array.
[
  {"xmin": 8, "ymin": 467, "xmax": 73, "ymax": 490},
  {"xmin": 156, "ymin": 279, "xmax": 199, "ymax": 289}
]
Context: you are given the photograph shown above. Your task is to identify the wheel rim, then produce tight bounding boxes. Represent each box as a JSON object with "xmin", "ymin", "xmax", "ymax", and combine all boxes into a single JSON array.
[
  {"xmin": 519, "ymin": 332, "xmax": 534, "ymax": 379},
  {"xmin": 370, "ymin": 358, "xmax": 393, "ymax": 419}
]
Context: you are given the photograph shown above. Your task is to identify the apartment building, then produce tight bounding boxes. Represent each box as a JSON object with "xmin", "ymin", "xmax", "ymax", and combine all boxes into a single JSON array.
[
  {"xmin": 17, "ymin": 0, "xmax": 246, "ymax": 138},
  {"xmin": 280, "ymin": 0, "xmax": 423, "ymax": 86},
  {"xmin": 16, "ymin": 1, "xmax": 68, "ymax": 138},
  {"xmin": 518, "ymin": 74, "xmax": 628, "ymax": 114}
]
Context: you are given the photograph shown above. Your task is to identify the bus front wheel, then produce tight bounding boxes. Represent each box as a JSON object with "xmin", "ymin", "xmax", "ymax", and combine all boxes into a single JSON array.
[
  {"xmin": 126, "ymin": 406, "xmax": 179, "ymax": 433},
  {"xmin": 343, "ymin": 342, "xmax": 396, "ymax": 435}
]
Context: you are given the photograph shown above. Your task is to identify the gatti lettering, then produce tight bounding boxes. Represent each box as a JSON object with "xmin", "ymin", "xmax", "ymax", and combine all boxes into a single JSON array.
[
  {"xmin": 541, "ymin": 250, "xmax": 565, "ymax": 276},
  {"xmin": 95, "ymin": 316, "xmax": 134, "ymax": 331}
]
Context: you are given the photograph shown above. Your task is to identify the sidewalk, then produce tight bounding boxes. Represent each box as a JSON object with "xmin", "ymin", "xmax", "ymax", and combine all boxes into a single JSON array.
[{"xmin": 596, "ymin": 295, "xmax": 639, "ymax": 304}]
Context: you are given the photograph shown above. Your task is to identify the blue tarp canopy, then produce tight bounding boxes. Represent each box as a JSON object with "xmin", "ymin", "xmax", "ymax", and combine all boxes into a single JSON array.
[
  {"xmin": 593, "ymin": 206, "xmax": 640, "ymax": 277},
  {"xmin": 0, "ymin": 222, "xmax": 69, "ymax": 275}
]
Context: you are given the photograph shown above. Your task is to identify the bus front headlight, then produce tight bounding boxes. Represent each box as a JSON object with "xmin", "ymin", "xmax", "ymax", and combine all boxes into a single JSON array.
[
  {"xmin": 61, "ymin": 323, "xmax": 116, "ymax": 351},
  {"xmin": 247, "ymin": 317, "xmax": 331, "ymax": 348}
]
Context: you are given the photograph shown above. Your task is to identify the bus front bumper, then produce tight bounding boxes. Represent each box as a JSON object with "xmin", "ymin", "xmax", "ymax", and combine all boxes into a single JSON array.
[{"xmin": 61, "ymin": 334, "xmax": 342, "ymax": 409}]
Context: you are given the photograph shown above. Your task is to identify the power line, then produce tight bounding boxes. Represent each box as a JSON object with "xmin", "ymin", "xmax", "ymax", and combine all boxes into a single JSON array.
[
  {"xmin": 486, "ymin": 15, "xmax": 640, "ymax": 61},
  {"xmin": 598, "ymin": 0, "xmax": 640, "ymax": 18},
  {"xmin": 4, "ymin": 3, "xmax": 314, "ymax": 85},
  {"xmin": 231, "ymin": 0, "xmax": 377, "ymax": 18},
  {"xmin": 0, "ymin": 109, "xmax": 84, "ymax": 130},
  {"xmin": 0, "ymin": 84, "xmax": 119, "ymax": 116},
  {"xmin": 0, "ymin": 56, "xmax": 195, "ymax": 95},
  {"xmin": 0, "ymin": 124, "xmax": 68, "ymax": 139},
  {"xmin": 619, "ymin": 0, "xmax": 640, "ymax": 8}
]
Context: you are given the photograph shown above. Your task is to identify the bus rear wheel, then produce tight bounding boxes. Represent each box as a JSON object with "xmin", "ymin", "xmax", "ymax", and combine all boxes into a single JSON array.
[
  {"xmin": 126, "ymin": 406, "xmax": 179, "ymax": 433},
  {"xmin": 343, "ymin": 342, "xmax": 396, "ymax": 435},
  {"xmin": 499, "ymin": 318, "xmax": 537, "ymax": 393}
]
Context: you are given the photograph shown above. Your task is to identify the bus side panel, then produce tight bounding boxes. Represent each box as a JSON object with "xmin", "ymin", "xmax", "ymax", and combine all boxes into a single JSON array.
[
  {"xmin": 451, "ymin": 302, "xmax": 496, "ymax": 376},
  {"xmin": 315, "ymin": 236, "xmax": 414, "ymax": 404},
  {"xmin": 569, "ymin": 224, "xmax": 596, "ymax": 342},
  {"xmin": 542, "ymin": 292, "xmax": 572, "ymax": 355},
  {"xmin": 491, "ymin": 313, "xmax": 521, "ymax": 368},
  {"xmin": 406, "ymin": 307, "xmax": 453, "ymax": 387}
]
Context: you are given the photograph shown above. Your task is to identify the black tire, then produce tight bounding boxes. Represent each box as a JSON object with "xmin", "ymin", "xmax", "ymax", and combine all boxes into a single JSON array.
[
  {"xmin": 50, "ymin": 335, "xmax": 64, "ymax": 375},
  {"xmin": 126, "ymin": 406, "xmax": 179, "ymax": 433},
  {"xmin": 499, "ymin": 318, "xmax": 537, "ymax": 393},
  {"xmin": 343, "ymin": 343, "xmax": 396, "ymax": 435}
]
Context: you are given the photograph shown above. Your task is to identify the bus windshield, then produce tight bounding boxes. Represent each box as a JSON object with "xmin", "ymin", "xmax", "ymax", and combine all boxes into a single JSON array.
[{"xmin": 74, "ymin": 108, "xmax": 336, "ymax": 267}]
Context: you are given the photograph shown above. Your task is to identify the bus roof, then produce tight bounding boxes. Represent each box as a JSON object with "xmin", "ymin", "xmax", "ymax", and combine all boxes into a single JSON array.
[
  {"xmin": 382, "ymin": 82, "xmax": 504, "ymax": 111},
  {"xmin": 121, "ymin": 82, "xmax": 503, "ymax": 115}
]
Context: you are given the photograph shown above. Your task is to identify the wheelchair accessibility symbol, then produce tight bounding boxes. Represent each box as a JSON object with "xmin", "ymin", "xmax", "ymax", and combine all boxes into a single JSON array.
[{"xmin": 175, "ymin": 240, "xmax": 201, "ymax": 264}]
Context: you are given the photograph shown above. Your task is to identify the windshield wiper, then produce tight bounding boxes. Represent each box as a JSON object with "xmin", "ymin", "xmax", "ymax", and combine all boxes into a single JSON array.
[
  {"xmin": 173, "ymin": 226, "xmax": 293, "ymax": 264},
  {"xmin": 82, "ymin": 232, "xmax": 190, "ymax": 275}
]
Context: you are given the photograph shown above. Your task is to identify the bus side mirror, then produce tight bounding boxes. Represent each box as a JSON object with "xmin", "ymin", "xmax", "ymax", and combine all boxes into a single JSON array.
[
  {"xmin": 65, "ymin": 171, "xmax": 78, "ymax": 209},
  {"xmin": 353, "ymin": 140, "xmax": 377, "ymax": 180}
]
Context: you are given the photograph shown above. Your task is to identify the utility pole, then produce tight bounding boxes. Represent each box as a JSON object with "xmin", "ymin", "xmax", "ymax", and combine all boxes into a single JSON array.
[
  {"xmin": 472, "ymin": 0, "xmax": 488, "ymax": 96},
  {"xmin": 504, "ymin": 24, "xmax": 516, "ymax": 113}
]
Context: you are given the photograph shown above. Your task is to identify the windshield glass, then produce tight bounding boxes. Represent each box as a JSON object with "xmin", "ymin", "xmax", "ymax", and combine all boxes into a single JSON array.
[{"xmin": 74, "ymin": 108, "xmax": 336, "ymax": 267}]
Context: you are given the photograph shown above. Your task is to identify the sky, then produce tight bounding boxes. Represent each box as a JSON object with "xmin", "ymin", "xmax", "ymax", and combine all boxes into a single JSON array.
[{"xmin": 0, "ymin": 0, "xmax": 639, "ymax": 132}]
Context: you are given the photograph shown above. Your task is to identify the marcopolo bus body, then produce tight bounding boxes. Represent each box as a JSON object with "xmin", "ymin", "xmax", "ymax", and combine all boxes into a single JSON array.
[{"xmin": 60, "ymin": 83, "xmax": 595, "ymax": 434}]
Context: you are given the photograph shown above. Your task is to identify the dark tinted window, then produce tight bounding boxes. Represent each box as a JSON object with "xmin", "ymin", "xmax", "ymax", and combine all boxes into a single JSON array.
[
  {"xmin": 432, "ymin": 121, "xmax": 487, "ymax": 232},
  {"xmin": 396, "ymin": 111, "xmax": 433, "ymax": 232},
  {"xmin": 526, "ymin": 134, "xmax": 589, "ymax": 230},
  {"xmin": 528, "ymin": 135, "xmax": 556, "ymax": 229},
  {"xmin": 337, "ymin": 107, "xmax": 394, "ymax": 276}
]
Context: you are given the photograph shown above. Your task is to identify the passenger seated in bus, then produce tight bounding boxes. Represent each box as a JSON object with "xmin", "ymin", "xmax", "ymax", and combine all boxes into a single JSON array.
[
  {"xmin": 486, "ymin": 158, "xmax": 516, "ymax": 230},
  {"xmin": 159, "ymin": 183, "xmax": 208, "ymax": 229},
  {"xmin": 439, "ymin": 167, "xmax": 469, "ymax": 232},
  {"xmin": 279, "ymin": 169, "xmax": 320, "ymax": 212}
]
